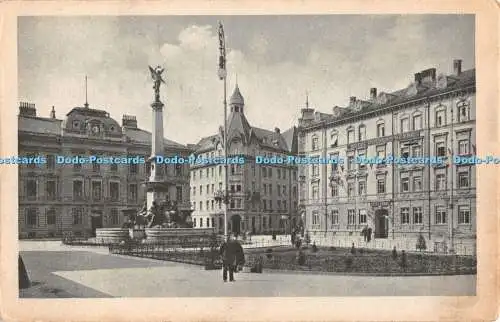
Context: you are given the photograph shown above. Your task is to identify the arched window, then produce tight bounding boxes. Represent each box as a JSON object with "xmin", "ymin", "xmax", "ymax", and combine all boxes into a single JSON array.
[
  {"xmin": 412, "ymin": 112, "xmax": 423, "ymax": 130},
  {"xmin": 346, "ymin": 127, "xmax": 355, "ymax": 144},
  {"xmin": 400, "ymin": 115, "xmax": 410, "ymax": 133},
  {"xmin": 376, "ymin": 120, "xmax": 385, "ymax": 137},
  {"xmin": 435, "ymin": 106, "xmax": 447, "ymax": 127},
  {"xmin": 330, "ymin": 130, "xmax": 338, "ymax": 147},
  {"xmin": 457, "ymin": 101, "xmax": 470, "ymax": 122}
]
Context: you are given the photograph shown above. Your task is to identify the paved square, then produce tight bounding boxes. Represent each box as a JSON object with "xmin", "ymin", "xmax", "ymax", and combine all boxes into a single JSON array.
[{"xmin": 19, "ymin": 242, "xmax": 476, "ymax": 298}]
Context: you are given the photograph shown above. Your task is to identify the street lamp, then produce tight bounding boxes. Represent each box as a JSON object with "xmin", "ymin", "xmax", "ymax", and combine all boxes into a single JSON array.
[{"xmin": 217, "ymin": 21, "xmax": 229, "ymax": 240}]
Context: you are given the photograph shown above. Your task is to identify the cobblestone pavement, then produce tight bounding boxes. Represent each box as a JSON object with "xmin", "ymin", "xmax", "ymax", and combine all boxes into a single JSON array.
[{"xmin": 19, "ymin": 241, "xmax": 476, "ymax": 298}]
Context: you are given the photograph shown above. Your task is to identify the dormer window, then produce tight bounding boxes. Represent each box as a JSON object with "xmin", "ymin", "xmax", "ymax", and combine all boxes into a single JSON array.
[
  {"xmin": 73, "ymin": 121, "xmax": 80, "ymax": 128},
  {"xmin": 110, "ymin": 126, "xmax": 115, "ymax": 132}
]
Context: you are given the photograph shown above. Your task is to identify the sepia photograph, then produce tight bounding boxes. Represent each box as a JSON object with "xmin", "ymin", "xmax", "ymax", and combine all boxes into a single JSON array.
[
  {"xmin": 16, "ymin": 14, "xmax": 478, "ymax": 298},
  {"xmin": 0, "ymin": 1, "xmax": 498, "ymax": 321}
]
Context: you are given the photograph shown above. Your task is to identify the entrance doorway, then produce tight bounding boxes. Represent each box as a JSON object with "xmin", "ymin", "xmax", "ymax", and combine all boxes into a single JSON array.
[
  {"xmin": 374, "ymin": 209, "xmax": 389, "ymax": 238},
  {"xmin": 231, "ymin": 214, "xmax": 241, "ymax": 237},
  {"xmin": 90, "ymin": 212, "xmax": 103, "ymax": 237}
]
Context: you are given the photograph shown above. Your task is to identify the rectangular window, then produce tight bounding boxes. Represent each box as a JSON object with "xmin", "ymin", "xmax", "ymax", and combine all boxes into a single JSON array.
[
  {"xmin": 412, "ymin": 145, "xmax": 422, "ymax": 157},
  {"xmin": 401, "ymin": 176, "xmax": 410, "ymax": 192},
  {"xmin": 401, "ymin": 207, "xmax": 410, "ymax": 224},
  {"xmin": 347, "ymin": 130, "xmax": 354, "ymax": 144},
  {"xmin": 176, "ymin": 186, "xmax": 183, "ymax": 202},
  {"xmin": 358, "ymin": 181, "xmax": 366, "ymax": 195},
  {"xmin": 27, "ymin": 208, "xmax": 37, "ymax": 226},
  {"xmin": 312, "ymin": 136, "xmax": 319, "ymax": 150},
  {"xmin": 331, "ymin": 183, "xmax": 338, "ymax": 197},
  {"xmin": 377, "ymin": 178, "xmax": 386, "ymax": 194},
  {"xmin": 401, "ymin": 146, "xmax": 410, "ymax": 158},
  {"xmin": 211, "ymin": 200, "xmax": 214, "ymax": 210},
  {"xmin": 435, "ymin": 141, "xmax": 446, "ymax": 157},
  {"xmin": 277, "ymin": 184, "xmax": 281, "ymax": 196},
  {"xmin": 193, "ymin": 186, "xmax": 196, "ymax": 196},
  {"xmin": 92, "ymin": 181, "xmax": 102, "ymax": 201},
  {"xmin": 347, "ymin": 156, "xmax": 355, "ymax": 171},
  {"xmin": 358, "ymin": 209, "xmax": 367, "ymax": 224},
  {"xmin": 110, "ymin": 182, "xmax": 119, "ymax": 201},
  {"xmin": 400, "ymin": 118, "xmax": 409, "ymax": 133},
  {"xmin": 277, "ymin": 169, "xmax": 281, "ymax": 179},
  {"xmin": 413, "ymin": 207, "xmax": 423, "ymax": 224},
  {"xmin": 236, "ymin": 199, "xmax": 242, "ymax": 209},
  {"xmin": 27, "ymin": 179, "xmax": 37, "ymax": 200},
  {"xmin": 46, "ymin": 209, "xmax": 56, "ymax": 225},
  {"xmin": 458, "ymin": 205, "xmax": 471, "ymax": 224},
  {"xmin": 46, "ymin": 155, "xmax": 55, "ymax": 170},
  {"xmin": 376, "ymin": 145, "xmax": 386, "ymax": 158},
  {"xmin": 312, "ymin": 183, "xmax": 319, "ymax": 200},
  {"xmin": 199, "ymin": 201, "xmax": 203, "ymax": 211},
  {"xmin": 72, "ymin": 208, "xmax": 83, "ymax": 225},
  {"xmin": 111, "ymin": 163, "xmax": 118, "ymax": 172},
  {"xmin": 413, "ymin": 115, "xmax": 422, "ymax": 130},
  {"xmin": 435, "ymin": 205, "xmax": 447, "ymax": 224},
  {"xmin": 458, "ymin": 170, "xmax": 470, "ymax": 188},
  {"xmin": 347, "ymin": 182, "xmax": 355, "ymax": 197},
  {"xmin": 358, "ymin": 151, "xmax": 366, "ymax": 170},
  {"xmin": 331, "ymin": 210, "xmax": 339, "ymax": 226},
  {"xmin": 73, "ymin": 180, "xmax": 83, "ymax": 200},
  {"xmin": 348, "ymin": 209, "xmax": 356, "ymax": 225},
  {"xmin": 93, "ymin": 163, "xmax": 101, "ymax": 173},
  {"xmin": 312, "ymin": 211, "xmax": 319, "ymax": 226},
  {"xmin": 311, "ymin": 164, "xmax": 319, "ymax": 177},
  {"xmin": 413, "ymin": 175, "xmax": 422, "ymax": 192},
  {"xmin": 458, "ymin": 139, "xmax": 470, "ymax": 155},
  {"xmin": 358, "ymin": 126, "xmax": 366, "ymax": 141},
  {"xmin": 436, "ymin": 173, "xmax": 446, "ymax": 190},
  {"xmin": 46, "ymin": 180, "xmax": 56, "ymax": 200}
]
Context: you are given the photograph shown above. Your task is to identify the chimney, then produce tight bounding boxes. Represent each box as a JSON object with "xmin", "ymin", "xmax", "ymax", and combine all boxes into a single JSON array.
[
  {"xmin": 122, "ymin": 115, "xmax": 138, "ymax": 128},
  {"xmin": 349, "ymin": 96, "xmax": 356, "ymax": 105},
  {"xmin": 453, "ymin": 59, "xmax": 462, "ymax": 76},
  {"xmin": 19, "ymin": 102, "xmax": 37, "ymax": 117},
  {"xmin": 274, "ymin": 127, "xmax": 280, "ymax": 134},
  {"xmin": 370, "ymin": 88, "xmax": 377, "ymax": 100},
  {"xmin": 50, "ymin": 106, "xmax": 56, "ymax": 119},
  {"xmin": 419, "ymin": 68, "xmax": 437, "ymax": 83},
  {"xmin": 414, "ymin": 72, "xmax": 422, "ymax": 85}
]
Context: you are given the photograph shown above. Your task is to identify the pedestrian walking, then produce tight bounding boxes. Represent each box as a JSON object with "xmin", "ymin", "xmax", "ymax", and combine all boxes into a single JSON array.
[{"xmin": 219, "ymin": 235, "xmax": 245, "ymax": 282}]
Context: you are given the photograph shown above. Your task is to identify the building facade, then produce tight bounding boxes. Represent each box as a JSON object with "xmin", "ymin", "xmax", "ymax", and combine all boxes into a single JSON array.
[
  {"xmin": 190, "ymin": 85, "xmax": 299, "ymax": 235},
  {"xmin": 18, "ymin": 102, "xmax": 192, "ymax": 238},
  {"xmin": 298, "ymin": 59, "xmax": 476, "ymax": 255}
]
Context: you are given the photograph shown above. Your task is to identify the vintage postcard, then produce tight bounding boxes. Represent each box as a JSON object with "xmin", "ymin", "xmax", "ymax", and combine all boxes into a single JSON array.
[{"xmin": 0, "ymin": 0, "xmax": 498, "ymax": 321}]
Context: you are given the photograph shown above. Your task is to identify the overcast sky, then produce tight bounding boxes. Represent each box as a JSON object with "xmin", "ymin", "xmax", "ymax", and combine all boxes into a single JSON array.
[{"xmin": 18, "ymin": 15, "xmax": 474, "ymax": 145}]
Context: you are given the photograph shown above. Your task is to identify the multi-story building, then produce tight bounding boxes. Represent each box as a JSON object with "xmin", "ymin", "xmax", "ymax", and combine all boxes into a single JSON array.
[
  {"xmin": 18, "ymin": 102, "xmax": 192, "ymax": 238},
  {"xmin": 298, "ymin": 59, "xmax": 476, "ymax": 255},
  {"xmin": 190, "ymin": 84, "xmax": 299, "ymax": 235}
]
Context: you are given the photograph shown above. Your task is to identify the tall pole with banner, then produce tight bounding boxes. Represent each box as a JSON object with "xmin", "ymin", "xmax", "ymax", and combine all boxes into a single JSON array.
[{"xmin": 217, "ymin": 21, "xmax": 229, "ymax": 240}]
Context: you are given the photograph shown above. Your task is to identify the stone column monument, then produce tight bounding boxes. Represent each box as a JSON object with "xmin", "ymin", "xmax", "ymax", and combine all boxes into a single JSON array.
[{"xmin": 145, "ymin": 65, "xmax": 169, "ymax": 210}]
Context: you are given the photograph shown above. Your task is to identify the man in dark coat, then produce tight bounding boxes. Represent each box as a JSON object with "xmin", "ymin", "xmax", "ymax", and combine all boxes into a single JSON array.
[{"xmin": 219, "ymin": 235, "xmax": 245, "ymax": 282}]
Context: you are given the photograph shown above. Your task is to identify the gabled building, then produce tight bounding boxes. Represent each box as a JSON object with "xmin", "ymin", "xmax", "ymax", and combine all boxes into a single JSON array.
[
  {"xmin": 298, "ymin": 59, "xmax": 476, "ymax": 255},
  {"xmin": 190, "ymin": 85, "xmax": 299, "ymax": 235},
  {"xmin": 18, "ymin": 102, "xmax": 192, "ymax": 238}
]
